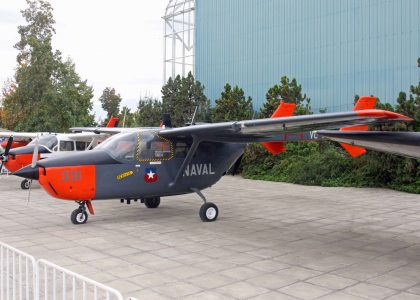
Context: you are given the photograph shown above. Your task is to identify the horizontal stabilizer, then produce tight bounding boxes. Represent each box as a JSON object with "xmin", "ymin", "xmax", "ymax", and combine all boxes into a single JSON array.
[
  {"xmin": 337, "ymin": 96, "xmax": 376, "ymax": 156},
  {"xmin": 318, "ymin": 131, "xmax": 420, "ymax": 159},
  {"xmin": 339, "ymin": 143, "xmax": 366, "ymax": 157}
]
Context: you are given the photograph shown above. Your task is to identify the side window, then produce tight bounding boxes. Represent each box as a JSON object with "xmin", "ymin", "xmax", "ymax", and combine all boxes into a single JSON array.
[
  {"xmin": 75, "ymin": 141, "xmax": 88, "ymax": 151},
  {"xmin": 138, "ymin": 133, "xmax": 173, "ymax": 161},
  {"xmin": 174, "ymin": 141, "xmax": 191, "ymax": 158},
  {"xmin": 59, "ymin": 141, "xmax": 74, "ymax": 151}
]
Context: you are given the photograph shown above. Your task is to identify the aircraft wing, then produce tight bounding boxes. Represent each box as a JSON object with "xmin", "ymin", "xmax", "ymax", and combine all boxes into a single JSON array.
[
  {"xmin": 159, "ymin": 110, "xmax": 412, "ymax": 143},
  {"xmin": 63, "ymin": 132, "xmax": 113, "ymax": 141},
  {"xmin": 70, "ymin": 127, "xmax": 135, "ymax": 134},
  {"xmin": 69, "ymin": 127, "xmax": 156, "ymax": 134},
  {"xmin": 0, "ymin": 131, "xmax": 42, "ymax": 141},
  {"xmin": 318, "ymin": 130, "xmax": 420, "ymax": 159}
]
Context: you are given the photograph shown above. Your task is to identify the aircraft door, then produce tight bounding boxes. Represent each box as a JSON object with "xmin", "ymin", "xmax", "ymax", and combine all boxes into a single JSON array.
[{"xmin": 137, "ymin": 132, "xmax": 173, "ymax": 162}]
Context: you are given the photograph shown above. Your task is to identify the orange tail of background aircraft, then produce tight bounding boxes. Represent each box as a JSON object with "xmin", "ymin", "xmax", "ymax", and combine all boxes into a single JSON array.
[{"xmin": 106, "ymin": 116, "xmax": 120, "ymax": 128}]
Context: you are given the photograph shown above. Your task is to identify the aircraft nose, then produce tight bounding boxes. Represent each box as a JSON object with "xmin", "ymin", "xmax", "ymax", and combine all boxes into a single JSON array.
[{"xmin": 13, "ymin": 165, "xmax": 39, "ymax": 180}]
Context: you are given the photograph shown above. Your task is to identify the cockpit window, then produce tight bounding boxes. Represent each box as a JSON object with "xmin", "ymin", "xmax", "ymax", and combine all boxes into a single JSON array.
[
  {"xmin": 60, "ymin": 141, "xmax": 74, "ymax": 151},
  {"xmin": 30, "ymin": 135, "xmax": 58, "ymax": 150},
  {"xmin": 95, "ymin": 132, "xmax": 137, "ymax": 161},
  {"xmin": 96, "ymin": 131, "xmax": 173, "ymax": 162},
  {"xmin": 137, "ymin": 132, "xmax": 173, "ymax": 162}
]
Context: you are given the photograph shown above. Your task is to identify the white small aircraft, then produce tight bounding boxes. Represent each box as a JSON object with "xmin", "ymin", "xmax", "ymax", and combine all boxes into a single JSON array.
[{"xmin": 0, "ymin": 117, "xmax": 119, "ymax": 189}]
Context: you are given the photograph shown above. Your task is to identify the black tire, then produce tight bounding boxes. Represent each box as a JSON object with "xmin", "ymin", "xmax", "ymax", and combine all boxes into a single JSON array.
[
  {"xmin": 70, "ymin": 208, "xmax": 88, "ymax": 225},
  {"xmin": 199, "ymin": 202, "xmax": 218, "ymax": 222},
  {"xmin": 144, "ymin": 197, "xmax": 160, "ymax": 208},
  {"xmin": 21, "ymin": 179, "xmax": 31, "ymax": 190}
]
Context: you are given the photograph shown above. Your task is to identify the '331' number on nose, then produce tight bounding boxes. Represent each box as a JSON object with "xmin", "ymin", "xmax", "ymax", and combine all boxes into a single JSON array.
[{"xmin": 60, "ymin": 170, "xmax": 81, "ymax": 182}]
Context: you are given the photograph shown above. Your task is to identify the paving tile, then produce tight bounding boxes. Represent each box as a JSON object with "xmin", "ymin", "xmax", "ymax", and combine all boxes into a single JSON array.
[
  {"xmin": 216, "ymin": 281, "xmax": 269, "ymax": 299},
  {"xmin": 307, "ymin": 274, "xmax": 357, "ymax": 290},
  {"xmin": 249, "ymin": 291, "xmax": 300, "ymax": 300},
  {"xmin": 152, "ymin": 281, "xmax": 202, "ymax": 298},
  {"xmin": 344, "ymin": 282, "xmax": 397, "ymax": 299},
  {"xmin": 187, "ymin": 273, "xmax": 236, "ymax": 289},
  {"xmin": 387, "ymin": 293, "xmax": 420, "ymax": 300},
  {"xmin": 279, "ymin": 282, "xmax": 331, "ymax": 300}
]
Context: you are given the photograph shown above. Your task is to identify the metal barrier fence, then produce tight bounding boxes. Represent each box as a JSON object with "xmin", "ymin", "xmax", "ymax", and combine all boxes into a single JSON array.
[
  {"xmin": 0, "ymin": 242, "xmax": 126, "ymax": 300},
  {"xmin": 0, "ymin": 242, "xmax": 37, "ymax": 300},
  {"xmin": 36, "ymin": 259, "xmax": 123, "ymax": 300}
]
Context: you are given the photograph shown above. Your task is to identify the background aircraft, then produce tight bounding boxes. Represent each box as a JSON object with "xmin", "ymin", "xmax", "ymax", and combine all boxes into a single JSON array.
[
  {"xmin": 14, "ymin": 102, "xmax": 411, "ymax": 224},
  {"xmin": 0, "ymin": 117, "xmax": 119, "ymax": 189}
]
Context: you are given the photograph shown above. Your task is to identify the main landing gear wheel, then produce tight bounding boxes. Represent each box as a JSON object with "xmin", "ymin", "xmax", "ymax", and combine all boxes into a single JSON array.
[
  {"xmin": 21, "ymin": 179, "xmax": 31, "ymax": 190},
  {"xmin": 199, "ymin": 202, "xmax": 218, "ymax": 222},
  {"xmin": 144, "ymin": 197, "xmax": 160, "ymax": 208}
]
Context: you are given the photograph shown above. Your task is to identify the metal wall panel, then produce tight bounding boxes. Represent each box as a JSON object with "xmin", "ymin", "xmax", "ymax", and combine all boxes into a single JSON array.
[{"xmin": 195, "ymin": 0, "xmax": 420, "ymax": 112}]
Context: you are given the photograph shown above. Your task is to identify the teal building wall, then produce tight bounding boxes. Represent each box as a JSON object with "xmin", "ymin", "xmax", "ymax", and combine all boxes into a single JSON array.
[{"xmin": 195, "ymin": 0, "xmax": 420, "ymax": 112}]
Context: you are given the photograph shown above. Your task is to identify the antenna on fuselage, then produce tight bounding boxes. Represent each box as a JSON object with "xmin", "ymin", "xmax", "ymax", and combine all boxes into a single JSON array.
[{"xmin": 190, "ymin": 106, "xmax": 198, "ymax": 125}]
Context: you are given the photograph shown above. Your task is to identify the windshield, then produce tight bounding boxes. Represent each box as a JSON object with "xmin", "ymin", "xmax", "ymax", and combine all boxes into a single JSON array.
[
  {"xmin": 29, "ymin": 135, "xmax": 58, "ymax": 150},
  {"xmin": 96, "ymin": 132, "xmax": 137, "ymax": 161}
]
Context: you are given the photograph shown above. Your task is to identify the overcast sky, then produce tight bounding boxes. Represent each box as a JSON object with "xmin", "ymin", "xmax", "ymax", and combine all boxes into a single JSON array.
[{"xmin": 0, "ymin": 0, "xmax": 167, "ymax": 120}]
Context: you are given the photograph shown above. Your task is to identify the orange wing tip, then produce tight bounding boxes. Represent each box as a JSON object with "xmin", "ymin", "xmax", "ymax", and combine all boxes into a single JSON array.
[
  {"xmin": 261, "ymin": 141, "xmax": 286, "ymax": 155},
  {"xmin": 353, "ymin": 96, "xmax": 377, "ymax": 111},
  {"xmin": 357, "ymin": 110, "xmax": 413, "ymax": 121},
  {"xmin": 340, "ymin": 125, "xmax": 368, "ymax": 132},
  {"xmin": 340, "ymin": 143, "xmax": 367, "ymax": 157}
]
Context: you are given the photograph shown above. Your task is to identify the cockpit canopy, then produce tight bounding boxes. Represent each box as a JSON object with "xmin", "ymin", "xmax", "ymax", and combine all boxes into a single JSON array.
[{"xmin": 95, "ymin": 131, "xmax": 173, "ymax": 162}]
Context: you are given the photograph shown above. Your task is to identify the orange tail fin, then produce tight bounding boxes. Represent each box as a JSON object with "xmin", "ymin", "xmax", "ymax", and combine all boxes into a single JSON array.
[
  {"xmin": 339, "ymin": 96, "xmax": 377, "ymax": 157},
  {"xmin": 261, "ymin": 101, "xmax": 296, "ymax": 155},
  {"xmin": 106, "ymin": 116, "xmax": 120, "ymax": 128}
]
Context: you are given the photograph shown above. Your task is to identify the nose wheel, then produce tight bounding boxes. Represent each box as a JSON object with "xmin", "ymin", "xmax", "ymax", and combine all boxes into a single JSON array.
[{"xmin": 70, "ymin": 201, "xmax": 89, "ymax": 225}]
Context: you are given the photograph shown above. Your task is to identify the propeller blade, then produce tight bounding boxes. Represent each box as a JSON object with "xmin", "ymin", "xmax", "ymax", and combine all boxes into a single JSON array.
[
  {"xmin": 31, "ymin": 136, "xmax": 39, "ymax": 168},
  {"xmin": 4, "ymin": 136, "xmax": 14, "ymax": 156}
]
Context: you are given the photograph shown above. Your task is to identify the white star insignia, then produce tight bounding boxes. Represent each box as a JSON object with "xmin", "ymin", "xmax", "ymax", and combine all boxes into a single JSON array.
[{"xmin": 147, "ymin": 170, "xmax": 155, "ymax": 179}]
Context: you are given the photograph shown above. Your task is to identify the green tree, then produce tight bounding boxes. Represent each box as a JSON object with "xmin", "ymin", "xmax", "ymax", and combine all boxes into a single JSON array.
[
  {"xmin": 136, "ymin": 96, "xmax": 163, "ymax": 127},
  {"xmin": 260, "ymin": 76, "xmax": 311, "ymax": 118},
  {"xmin": 161, "ymin": 72, "xmax": 210, "ymax": 127},
  {"xmin": 212, "ymin": 83, "xmax": 253, "ymax": 122},
  {"xmin": 119, "ymin": 106, "xmax": 137, "ymax": 127},
  {"xmin": 99, "ymin": 87, "xmax": 122, "ymax": 121},
  {"xmin": 2, "ymin": 0, "xmax": 94, "ymax": 132}
]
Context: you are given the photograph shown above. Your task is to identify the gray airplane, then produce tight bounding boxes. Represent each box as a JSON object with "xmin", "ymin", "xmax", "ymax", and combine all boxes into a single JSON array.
[{"xmin": 14, "ymin": 100, "xmax": 412, "ymax": 225}]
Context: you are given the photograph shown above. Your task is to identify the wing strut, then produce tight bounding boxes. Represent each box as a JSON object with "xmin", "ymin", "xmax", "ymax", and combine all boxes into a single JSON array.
[{"xmin": 169, "ymin": 135, "xmax": 201, "ymax": 187}]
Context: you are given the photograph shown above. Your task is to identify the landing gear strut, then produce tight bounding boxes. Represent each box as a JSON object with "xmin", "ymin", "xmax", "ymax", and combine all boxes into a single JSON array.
[
  {"xmin": 21, "ymin": 179, "xmax": 31, "ymax": 190},
  {"xmin": 71, "ymin": 201, "xmax": 88, "ymax": 225},
  {"xmin": 191, "ymin": 188, "xmax": 218, "ymax": 222}
]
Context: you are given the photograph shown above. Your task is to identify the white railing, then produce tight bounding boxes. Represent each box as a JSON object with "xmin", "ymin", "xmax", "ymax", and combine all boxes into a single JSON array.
[
  {"xmin": 0, "ymin": 242, "xmax": 127, "ymax": 300},
  {"xmin": 0, "ymin": 242, "xmax": 37, "ymax": 300},
  {"xmin": 36, "ymin": 259, "xmax": 123, "ymax": 300}
]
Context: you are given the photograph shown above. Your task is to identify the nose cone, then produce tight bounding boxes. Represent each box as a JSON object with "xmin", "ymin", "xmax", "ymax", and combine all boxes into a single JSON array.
[{"xmin": 13, "ymin": 165, "xmax": 39, "ymax": 180}]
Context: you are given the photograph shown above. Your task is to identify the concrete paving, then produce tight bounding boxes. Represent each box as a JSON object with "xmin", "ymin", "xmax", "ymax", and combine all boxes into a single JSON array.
[{"xmin": 0, "ymin": 175, "xmax": 420, "ymax": 299}]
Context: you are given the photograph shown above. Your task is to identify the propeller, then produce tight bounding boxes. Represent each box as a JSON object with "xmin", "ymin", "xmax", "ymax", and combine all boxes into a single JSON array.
[
  {"xmin": 27, "ymin": 135, "xmax": 39, "ymax": 205},
  {"xmin": 0, "ymin": 136, "xmax": 14, "ymax": 172}
]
